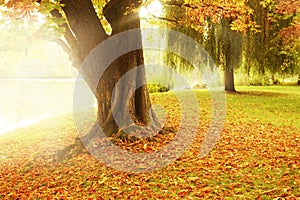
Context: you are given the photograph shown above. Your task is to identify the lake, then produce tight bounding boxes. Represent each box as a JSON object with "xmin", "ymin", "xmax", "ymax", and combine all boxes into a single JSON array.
[{"xmin": 0, "ymin": 78, "xmax": 96, "ymax": 135}]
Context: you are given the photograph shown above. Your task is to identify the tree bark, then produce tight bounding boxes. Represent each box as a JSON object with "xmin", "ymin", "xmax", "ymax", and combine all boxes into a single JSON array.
[
  {"xmin": 221, "ymin": 20, "xmax": 240, "ymax": 92},
  {"xmin": 224, "ymin": 64, "xmax": 235, "ymax": 92},
  {"xmin": 99, "ymin": 0, "xmax": 160, "ymax": 137}
]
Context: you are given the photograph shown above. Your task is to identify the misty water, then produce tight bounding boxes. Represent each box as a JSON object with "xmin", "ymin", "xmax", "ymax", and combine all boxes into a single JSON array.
[{"xmin": 0, "ymin": 78, "xmax": 94, "ymax": 135}]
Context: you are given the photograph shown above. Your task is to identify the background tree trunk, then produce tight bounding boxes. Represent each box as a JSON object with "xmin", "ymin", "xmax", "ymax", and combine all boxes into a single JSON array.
[
  {"xmin": 224, "ymin": 65, "xmax": 235, "ymax": 92},
  {"xmin": 220, "ymin": 19, "xmax": 242, "ymax": 92}
]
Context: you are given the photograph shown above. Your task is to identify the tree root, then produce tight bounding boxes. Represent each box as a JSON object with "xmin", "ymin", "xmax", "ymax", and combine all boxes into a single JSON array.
[{"xmin": 55, "ymin": 125, "xmax": 175, "ymax": 162}]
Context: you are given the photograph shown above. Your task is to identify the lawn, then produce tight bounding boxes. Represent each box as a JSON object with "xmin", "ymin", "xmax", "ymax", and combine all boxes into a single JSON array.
[{"xmin": 0, "ymin": 86, "xmax": 299, "ymax": 199}]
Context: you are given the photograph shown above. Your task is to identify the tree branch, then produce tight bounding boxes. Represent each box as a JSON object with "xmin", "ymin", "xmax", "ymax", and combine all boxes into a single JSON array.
[
  {"xmin": 60, "ymin": 0, "xmax": 108, "ymax": 64},
  {"xmin": 145, "ymin": 7, "xmax": 178, "ymax": 23},
  {"xmin": 161, "ymin": 0, "xmax": 196, "ymax": 9},
  {"xmin": 162, "ymin": 0, "xmax": 224, "ymax": 10},
  {"xmin": 50, "ymin": 9, "xmax": 83, "ymax": 68}
]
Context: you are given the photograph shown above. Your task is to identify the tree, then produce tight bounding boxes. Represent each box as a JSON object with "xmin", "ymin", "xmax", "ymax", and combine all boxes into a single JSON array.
[
  {"xmin": 220, "ymin": 19, "xmax": 243, "ymax": 92},
  {"xmin": 275, "ymin": 0, "xmax": 300, "ymax": 83},
  {"xmin": 245, "ymin": 0, "xmax": 270, "ymax": 77},
  {"xmin": 186, "ymin": 1, "xmax": 253, "ymax": 91},
  {"xmin": 244, "ymin": 0, "xmax": 300, "ymax": 84},
  {"xmin": 1, "ymin": 0, "xmax": 160, "ymax": 138}
]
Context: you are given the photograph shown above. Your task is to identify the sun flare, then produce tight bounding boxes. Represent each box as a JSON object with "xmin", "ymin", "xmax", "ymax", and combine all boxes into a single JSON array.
[{"xmin": 139, "ymin": 0, "xmax": 163, "ymax": 18}]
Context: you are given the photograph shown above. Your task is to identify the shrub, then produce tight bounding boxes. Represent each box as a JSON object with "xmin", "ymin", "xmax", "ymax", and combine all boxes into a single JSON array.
[
  {"xmin": 249, "ymin": 75, "xmax": 270, "ymax": 86},
  {"xmin": 147, "ymin": 83, "xmax": 171, "ymax": 93}
]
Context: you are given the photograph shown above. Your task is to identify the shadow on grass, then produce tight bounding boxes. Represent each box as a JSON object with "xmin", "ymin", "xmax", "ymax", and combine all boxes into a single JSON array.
[
  {"xmin": 229, "ymin": 91, "xmax": 289, "ymax": 97},
  {"xmin": 55, "ymin": 137, "xmax": 87, "ymax": 162}
]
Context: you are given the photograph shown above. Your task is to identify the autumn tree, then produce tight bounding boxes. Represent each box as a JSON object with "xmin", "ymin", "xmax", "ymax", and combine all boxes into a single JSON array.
[
  {"xmin": 185, "ymin": 0, "xmax": 299, "ymax": 88},
  {"xmin": 273, "ymin": 0, "xmax": 300, "ymax": 83},
  {"xmin": 245, "ymin": 0, "xmax": 300, "ymax": 84},
  {"xmin": 1, "ymin": 0, "xmax": 161, "ymax": 138},
  {"xmin": 186, "ymin": 1, "xmax": 254, "ymax": 91}
]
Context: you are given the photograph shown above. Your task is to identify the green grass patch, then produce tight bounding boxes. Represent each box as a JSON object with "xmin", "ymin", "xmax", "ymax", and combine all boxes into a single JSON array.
[{"xmin": 228, "ymin": 86, "xmax": 300, "ymax": 128}]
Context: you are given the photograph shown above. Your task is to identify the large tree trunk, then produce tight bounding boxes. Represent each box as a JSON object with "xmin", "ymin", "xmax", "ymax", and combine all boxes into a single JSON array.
[
  {"xmin": 61, "ymin": 0, "xmax": 159, "ymax": 138},
  {"xmin": 98, "ymin": 0, "xmax": 160, "ymax": 137}
]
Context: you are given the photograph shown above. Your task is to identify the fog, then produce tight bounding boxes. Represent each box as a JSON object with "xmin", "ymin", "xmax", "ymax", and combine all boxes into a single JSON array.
[{"xmin": 0, "ymin": 78, "xmax": 81, "ymax": 134}]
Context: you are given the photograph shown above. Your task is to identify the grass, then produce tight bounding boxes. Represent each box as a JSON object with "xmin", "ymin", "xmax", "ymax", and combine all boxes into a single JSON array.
[
  {"xmin": 0, "ymin": 85, "xmax": 299, "ymax": 199},
  {"xmin": 231, "ymin": 86, "xmax": 300, "ymax": 128}
]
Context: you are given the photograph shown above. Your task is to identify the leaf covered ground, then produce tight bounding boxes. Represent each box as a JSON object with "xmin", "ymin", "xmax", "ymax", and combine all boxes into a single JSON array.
[{"xmin": 0, "ymin": 86, "xmax": 299, "ymax": 199}]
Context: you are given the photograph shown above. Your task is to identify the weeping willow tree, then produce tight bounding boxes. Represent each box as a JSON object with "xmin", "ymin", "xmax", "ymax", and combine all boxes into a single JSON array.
[
  {"xmin": 159, "ymin": 1, "xmax": 219, "ymax": 88},
  {"xmin": 161, "ymin": 0, "xmax": 200, "ymax": 85},
  {"xmin": 157, "ymin": 0, "xmax": 252, "ymax": 92},
  {"xmin": 197, "ymin": 17, "xmax": 243, "ymax": 92},
  {"xmin": 163, "ymin": 25, "xmax": 202, "ymax": 85}
]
